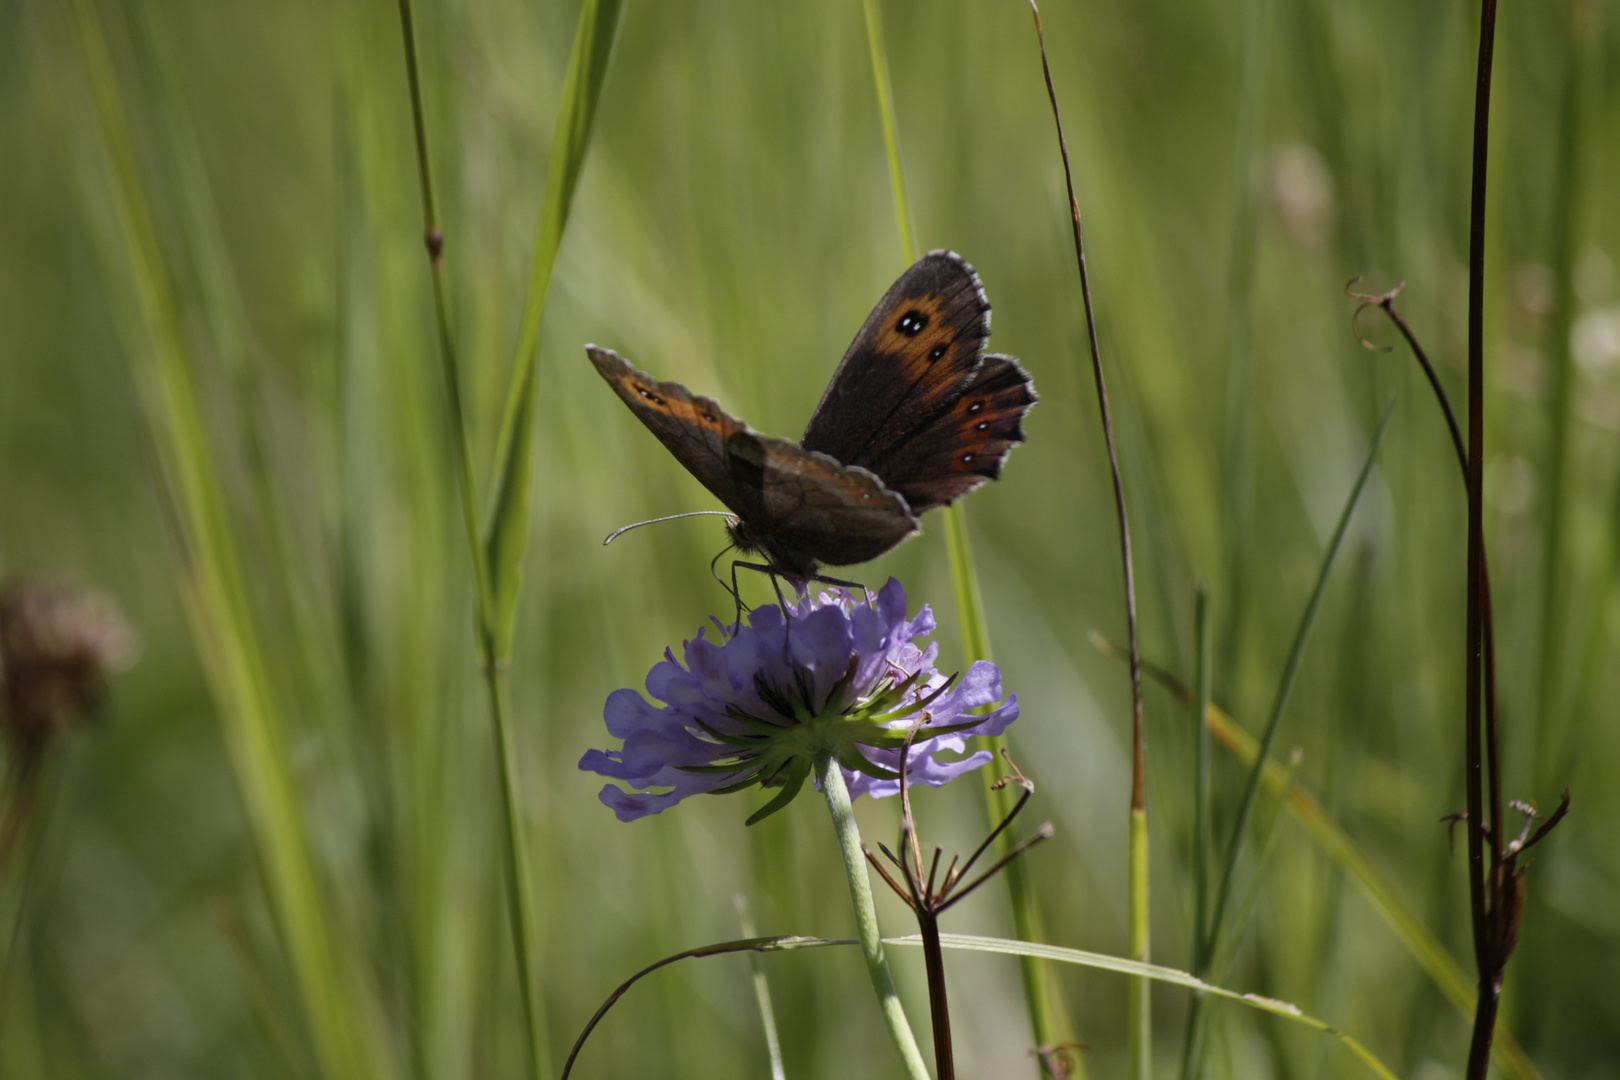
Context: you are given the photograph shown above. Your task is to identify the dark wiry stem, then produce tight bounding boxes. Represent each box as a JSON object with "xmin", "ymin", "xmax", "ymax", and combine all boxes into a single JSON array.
[
  {"xmin": 1350, "ymin": 285, "xmax": 1504, "ymax": 869},
  {"xmin": 1027, "ymin": 0, "xmax": 1143, "ymax": 814},
  {"xmin": 1029, "ymin": 13, "xmax": 1148, "ymax": 1071},
  {"xmin": 1464, "ymin": 0, "xmax": 1500, "ymax": 1073},
  {"xmin": 868, "ymin": 728, "xmax": 1051, "ymax": 1080}
]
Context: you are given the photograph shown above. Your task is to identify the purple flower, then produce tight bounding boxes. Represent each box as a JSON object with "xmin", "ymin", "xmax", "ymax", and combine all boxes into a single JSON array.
[{"xmin": 581, "ymin": 578, "xmax": 1019, "ymax": 823}]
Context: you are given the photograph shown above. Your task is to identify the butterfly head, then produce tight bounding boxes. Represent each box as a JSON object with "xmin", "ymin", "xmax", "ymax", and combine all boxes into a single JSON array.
[{"xmin": 726, "ymin": 517, "xmax": 820, "ymax": 591}]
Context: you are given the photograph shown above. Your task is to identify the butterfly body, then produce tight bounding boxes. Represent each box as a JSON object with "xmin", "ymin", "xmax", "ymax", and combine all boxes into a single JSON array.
[{"xmin": 589, "ymin": 251, "xmax": 1033, "ymax": 589}]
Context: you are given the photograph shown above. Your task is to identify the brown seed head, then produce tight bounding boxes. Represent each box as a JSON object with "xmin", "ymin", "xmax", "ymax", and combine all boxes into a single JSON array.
[{"xmin": 0, "ymin": 578, "xmax": 137, "ymax": 754}]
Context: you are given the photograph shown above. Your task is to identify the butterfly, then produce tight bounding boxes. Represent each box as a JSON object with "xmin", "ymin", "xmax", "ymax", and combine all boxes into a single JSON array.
[{"xmin": 588, "ymin": 250, "xmax": 1035, "ymax": 592}]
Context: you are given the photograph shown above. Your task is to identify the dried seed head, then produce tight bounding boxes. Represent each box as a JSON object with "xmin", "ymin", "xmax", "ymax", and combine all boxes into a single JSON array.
[{"xmin": 0, "ymin": 578, "xmax": 137, "ymax": 753}]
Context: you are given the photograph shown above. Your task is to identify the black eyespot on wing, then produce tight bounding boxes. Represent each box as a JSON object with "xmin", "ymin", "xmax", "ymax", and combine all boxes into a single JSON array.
[{"xmin": 802, "ymin": 251, "xmax": 991, "ymax": 466}]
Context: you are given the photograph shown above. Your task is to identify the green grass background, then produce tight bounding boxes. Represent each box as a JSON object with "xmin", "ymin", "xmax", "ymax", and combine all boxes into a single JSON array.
[{"xmin": 3, "ymin": 0, "xmax": 1619, "ymax": 1076}]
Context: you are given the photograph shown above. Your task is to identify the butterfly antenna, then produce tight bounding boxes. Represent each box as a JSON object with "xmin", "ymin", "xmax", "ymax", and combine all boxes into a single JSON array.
[{"xmin": 603, "ymin": 510, "xmax": 737, "ymax": 546}]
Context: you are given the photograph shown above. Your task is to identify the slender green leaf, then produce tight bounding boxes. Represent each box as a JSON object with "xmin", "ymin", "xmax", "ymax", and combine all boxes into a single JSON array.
[
  {"xmin": 567, "ymin": 926, "xmax": 1400, "ymax": 1080},
  {"xmin": 72, "ymin": 5, "xmax": 386, "ymax": 1078},
  {"xmin": 896, "ymin": 934, "xmax": 1400, "ymax": 1080},
  {"xmin": 485, "ymin": 0, "xmax": 626, "ymax": 659},
  {"xmin": 1206, "ymin": 396, "xmax": 1396, "ymax": 962},
  {"xmin": 735, "ymin": 897, "xmax": 787, "ymax": 1080}
]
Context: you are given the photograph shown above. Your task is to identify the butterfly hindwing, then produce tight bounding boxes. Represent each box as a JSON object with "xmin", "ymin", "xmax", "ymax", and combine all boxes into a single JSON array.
[
  {"xmin": 750, "ymin": 441, "xmax": 919, "ymax": 567},
  {"xmin": 800, "ymin": 250, "xmax": 990, "ymax": 468},
  {"xmin": 863, "ymin": 354, "xmax": 1035, "ymax": 514}
]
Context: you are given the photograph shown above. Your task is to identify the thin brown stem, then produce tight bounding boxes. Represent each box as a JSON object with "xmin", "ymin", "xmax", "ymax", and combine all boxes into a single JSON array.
[
  {"xmin": 1352, "ymin": 289, "xmax": 1505, "ymax": 868},
  {"xmin": 1028, "ymin": 0, "xmax": 1143, "ymax": 813}
]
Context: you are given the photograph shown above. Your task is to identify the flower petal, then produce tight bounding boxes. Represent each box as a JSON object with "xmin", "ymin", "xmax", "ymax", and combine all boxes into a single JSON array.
[{"xmin": 602, "ymin": 688, "xmax": 667, "ymax": 739}]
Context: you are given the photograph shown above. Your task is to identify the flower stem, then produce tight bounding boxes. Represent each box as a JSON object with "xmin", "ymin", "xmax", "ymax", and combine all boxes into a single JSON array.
[
  {"xmin": 917, "ymin": 911, "xmax": 955, "ymax": 1080},
  {"xmin": 815, "ymin": 753, "xmax": 931, "ymax": 1080}
]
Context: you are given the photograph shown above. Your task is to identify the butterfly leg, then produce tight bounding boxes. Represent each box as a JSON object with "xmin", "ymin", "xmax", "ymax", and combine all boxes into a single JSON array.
[
  {"xmin": 731, "ymin": 561, "xmax": 800, "ymax": 657},
  {"xmin": 713, "ymin": 546, "xmax": 750, "ymax": 634},
  {"xmin": 811, "ymin": 573, "xmax": 877, "ymax": 608},
  {"xmin": 810, "ymin": 572, "xmax": 864, "ymax": 590},
  {"xmin": 763, "ymin": 571, "xmax": 797, "ymax": 661},
  {"xmin": 728, "ymin": 560, "xmax": 789, "ymax": 633}
]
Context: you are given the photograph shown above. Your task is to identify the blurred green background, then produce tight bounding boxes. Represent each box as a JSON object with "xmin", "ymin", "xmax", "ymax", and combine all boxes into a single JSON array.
[{"xmin": 2, "ymin": 0, "xmax": 1618, "ymax": 1076}]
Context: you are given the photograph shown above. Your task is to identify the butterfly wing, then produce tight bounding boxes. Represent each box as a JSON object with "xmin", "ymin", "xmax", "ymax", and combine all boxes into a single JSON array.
[
  {"xmin": 800, "ymin": 250, "xmax": 991, "ymax": 467},
  {"xmin": 738, "ymin": 437, "xmax": 919, "ymax": 568},
  {"xmin": 587, "ymin": 345, "xmax": 757, "ymax": 517},
  {"xmin": 589, "ymin": 345, "xmax": 917, "ymax": 573},
  {"xmin": 858, "ymin": 354, "xmax": 1036, "ymax": 514}
]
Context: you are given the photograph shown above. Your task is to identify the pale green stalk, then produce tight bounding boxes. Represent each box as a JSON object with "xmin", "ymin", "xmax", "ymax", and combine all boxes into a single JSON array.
[
  {"xmin": 862, "ymin": 3, "xmax": 1072, "ymax": 1072},
  {"xmin": 393, "ymin": 4, "xmax": 548, "ymax": 1075},
  {"xmin": 72, "ymin": 3, "xmax": 385, "ymax": 1077},
  {"xmin": 1127, "ymin": 807, "xmax": 1150, "ymax": 1080},
  {"xmin": 1180, "ymin": 589, "xmax": 1214, "ymax": 1080},
  {"xmin": 815, "ymin": 754, "xmax": 931, "ymax": 1080},
  {"xmin": 1217, "ymin": 0, "xmax": 1274, "ymax": 683},
  {"xmin": 861, "ymin": 0, "xmax": 915, "ymax": 265},
  {"xmin": 736, "ymin": 895, "xmax": 787, "ymax": 1080}
]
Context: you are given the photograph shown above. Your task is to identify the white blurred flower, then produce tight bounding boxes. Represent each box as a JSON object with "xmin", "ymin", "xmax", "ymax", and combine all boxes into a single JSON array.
[
  {"xmin": 1266, "ymin": 143, "xmax": 1335, "ymax": 248},
  {"xmin": 1572, "ymin": 304, "xmax": 1620, "ymax": 380}
]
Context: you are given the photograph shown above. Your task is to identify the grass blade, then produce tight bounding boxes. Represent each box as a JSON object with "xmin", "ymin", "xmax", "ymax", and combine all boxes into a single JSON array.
[
  {"xmin": 897, "ymin": 934, "xmax": 1400, "ymax": 1080},
  {"xmin": 1092, "ymin": 637, "xmax": 1546, "ymax": 1080},
  {"xmin": 72, "ymin": 4, "xmax": 385, "ymax": 1077},
  {"xmin": 736, "ymin": 895, "xmax": 787, "ymax": 1080},
  {"xmin": 1200, "ymin": 700, "xmax": 1543, "ymax": 1080},
  {"xmin": 1203, "ymin": 396, "xmax": 1396, "ymax": 967},
  {"xmin": 394, "ymin": 1, "xmax": 624, "ymax": 1074},
  {"xmin": 1180, "ymin": 587, "xmax": 1214, "ymax": 1080},
  {"xmin": 485, "ymin": 0, "xmax": 625, "ymax": 658}
]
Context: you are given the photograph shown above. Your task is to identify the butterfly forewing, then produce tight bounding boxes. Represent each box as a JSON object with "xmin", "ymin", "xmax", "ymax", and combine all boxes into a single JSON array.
[
  {"xmin": 588, "ymin": 345, "xmax": 917, "ymax": 578},
  {"xmin": 863, "ymin": 354, "xmax": 1035, "ymax": 514},
  {"xmin": 800, "ymin": 250, "xmax": 990, "ymax": 468},
  {"xmin": 587, "ymin": 346, "xmax": 754, "ymax": 517}
]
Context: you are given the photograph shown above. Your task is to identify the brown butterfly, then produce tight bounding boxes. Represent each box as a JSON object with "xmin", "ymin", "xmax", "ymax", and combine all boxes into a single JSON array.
[{"xmin": 588, "ymin": 250, "xmax": 1034, "ymax": 591}]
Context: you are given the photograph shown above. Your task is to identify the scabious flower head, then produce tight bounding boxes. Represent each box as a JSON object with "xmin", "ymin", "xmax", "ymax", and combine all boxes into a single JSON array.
[{"xmin": 581, "ymin": 579, "xmax": 1018, "ymax": 823}]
